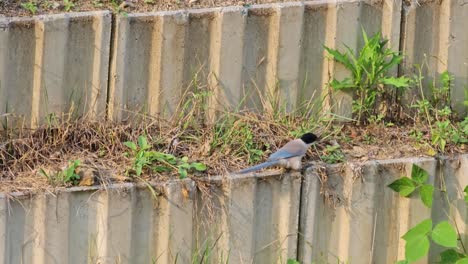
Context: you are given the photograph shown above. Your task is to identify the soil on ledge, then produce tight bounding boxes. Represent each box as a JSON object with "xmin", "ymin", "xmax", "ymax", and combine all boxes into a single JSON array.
[
  {"xmin": 1, "ymin": 116, "xmax": 466, "ymax": 194},
  {"xmin": 1, "ymin": 0, "xmax": 299, "ymax": 17}
]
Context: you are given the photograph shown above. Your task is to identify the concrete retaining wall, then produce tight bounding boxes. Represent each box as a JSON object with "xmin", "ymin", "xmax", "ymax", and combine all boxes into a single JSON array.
[
  {"xmin": 2, "ymin": 0, "xmax": 467, "ymax": 127},
  {"xmin": 107, "ymin": 0, "xmax": 403, "ymax": 120},
  {"xmin": 0, "ymin": 11, "xmax": 111, "ymax": 128},
  {"xmin": 0, "ymin": 155, "xmax": 466, "ymax": 264}
]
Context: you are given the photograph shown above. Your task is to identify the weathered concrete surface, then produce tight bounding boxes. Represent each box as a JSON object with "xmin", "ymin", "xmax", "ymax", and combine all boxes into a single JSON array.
[
  {"xmin": 401, "ymin": 0, "xmax": 468, "ymax": 116},
  {"xmin": 0, "ymin": 171, "xmax": 301, "ymax": 264},
  {"xmin": 107, "ymin": 0, "xmax": 402, "ymax": 121},
  {"xmin": 0, "ymin": 11, "xmax": 111, "ymax": 128},
  {"xmin": 1, "ymin": 0, "xmax": 467, "ymax": 124},
  {"xmin": 194, "ymin": 172, "xmax": 302, "ymax": 263},
  {"xmin": 298, "ymin": 155, "xmax": 468, "ymax": 264}
]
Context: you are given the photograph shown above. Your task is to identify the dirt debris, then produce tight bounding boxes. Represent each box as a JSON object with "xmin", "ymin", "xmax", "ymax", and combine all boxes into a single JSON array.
[{"xmin": 1, "ymin": 0, "xmax": 295, "ymax": 17}]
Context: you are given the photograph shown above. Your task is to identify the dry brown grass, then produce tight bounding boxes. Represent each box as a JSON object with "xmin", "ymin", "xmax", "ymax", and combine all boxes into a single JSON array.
[{"xmin": 0, "ymin": 83, "xmax": 466, "ymax": 194}]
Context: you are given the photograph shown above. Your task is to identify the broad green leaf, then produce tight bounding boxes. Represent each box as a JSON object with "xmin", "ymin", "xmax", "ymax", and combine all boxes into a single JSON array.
[
  {"xmin": 181, "ymin": 156, "xmax": 189, "ymax": 162},
  {"xmin": 420, "ymin": 184, "xmax": 434, "ymax": 208},
  {"xmin": 153, "ymin": 166, "xmax": 170, "ymax": 173},
  {"xmin": 324, "ymin": 46, "xmax": 354, "ymax": 71},
  {"xmin": 440, "ymin": 249, "xmax": 465, "ymax": 264},
  {"xmin": 135, "ymin": 164, "xmax": 143, "ymax": 176},
  {"xmin": 382, "ymin": 76, "xmax": 410, "ymax": 88},
  {"xmin": 137, "ymin": 135, "xmax": 149, "ymax": 150},
  {"xmin": 388, "ymin": 177, "xmax": 416, "ymax": 197},
  {"xmin": 124, "ymin": 141, "xmax": 137, "ymax": 151},
  {"xmin": 402, "ymin": 219, "xmax": 432, "ymax": 242},
  {"xmin": 330, "ymin": 78, "xmax": 355, "ymax": 90},
  {"xmin": 405, "ymin": 235, "xmax": 430, "ymax": 262},
  {"xmin": 411, "ymin": 164, "xmax": 429, "ymax": 184},
  {"xmin": 178, "ymin": 168, "xmax": 188, "ymax": 179},
  {"xmin": 192, "ymin": 163, "xmax": 207, "ymax": 171},
  {"xmin": 464, "ymin": 186, "xmax": 468, "ymax": 204},
  {"xmin": 287, "ymin": 260, "xmax": 300, "ymax": 264},
  {"xmin": 456, "ymin": 258, "xmax": 468, "ymax": 264},
  {"xmin": 179, "ymin": 163, "xmax": 191, "ymax": 169},
  {"xmin": 431, "ymin": 221, "xmax": 458, "ymax": 248}
]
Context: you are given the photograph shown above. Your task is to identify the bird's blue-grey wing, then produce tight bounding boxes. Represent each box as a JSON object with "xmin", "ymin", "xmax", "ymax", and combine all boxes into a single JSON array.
[{"xmin": 267, "ymin": 140, "xmax": 306, "ymax": 161}]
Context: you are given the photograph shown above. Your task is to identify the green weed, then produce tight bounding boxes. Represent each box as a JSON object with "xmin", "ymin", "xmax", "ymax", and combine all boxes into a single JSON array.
[
  {"xmin": 411, "ymin": 69, "xmax": 468, "ymax": 151},
  {"xmin": 320, "ymin": 145, "xmax": 345, "ymax": 164},
  {"xmin": 389, "ymin": 164, "xmax": 468, "ymax": 263},
  {"xmin": 21, "ymin": 1, "xmax": 38, "ymax": 15},
  {"xmin": 124, "ymin": 135, "xmax": 207, "ymax": 179},
  {"xmin": 39, "ymin": 160, "xmax": 81, "ymax": 186},
  {"xmin": 63, "ymin": 0, "xmax": 75, "ymax": 11},
  {"xmin": 325, "ymin": 30, "xmax": 410, "ymax": 124},
  {"xmin": 210, "ymin": 115, "xmax": 265, "ymax": 165}
]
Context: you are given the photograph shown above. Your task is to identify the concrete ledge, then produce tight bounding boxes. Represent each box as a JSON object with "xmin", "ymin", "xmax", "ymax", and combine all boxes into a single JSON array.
[{"xmin": 0, "ymin": 155, "xmax": 467, "ymax": 263}]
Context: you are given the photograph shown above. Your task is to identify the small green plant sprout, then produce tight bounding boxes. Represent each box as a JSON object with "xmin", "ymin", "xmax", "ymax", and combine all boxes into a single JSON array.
[
  {"xmin": 324, "ymin": 30, "xmax": 410, "ymax": 124},
  {"xmin": 39, "ymin": 160, "xmax": 81, "ymax": 186},
  {"xmin": 63, "ymin": 0, "xmax": 75, "ymax": 11},
  {"xmin": 124, "ymin": 135, "xmax": 207, "ymax": 179},
  {"xmin": 388, "ymin": 164, "xmax": 434, "ymax": 207},
  {"xmin": 320, "ymin": 144, "xmax": 345, "ymax": 164},
  {"xmin": 464, "ymin": 186, "xmax": 468, "ymax": 205},
  {"xmin": 21, "ymin": 1, "xmax": 38, "ymax": 15},
  {"xmin": 390, "ymin": 164, "xmax": 468, "ymax": 263},
  {"xmin": 287, "ymin": 259, "xmax": 300, "ymax": 264},
  {"xmin": 92, "ymin": 0, "xmax": 104, "ymax": 7}
]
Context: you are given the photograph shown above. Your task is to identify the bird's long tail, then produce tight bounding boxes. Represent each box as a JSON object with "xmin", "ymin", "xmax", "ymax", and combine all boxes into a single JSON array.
[{"xmin": 237, "ymin": 160, "xmax": 279, "ymax": 174}]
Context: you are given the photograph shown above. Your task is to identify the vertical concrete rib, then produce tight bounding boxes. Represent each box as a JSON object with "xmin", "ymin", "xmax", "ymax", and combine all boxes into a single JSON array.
[
  {"xmin": 35, "ymin": 16, "xmax": 67, "ymax": 124},
  {"xmin": 107, "ymin": 15, "xmax": 127, "ymax": 121},
  {"xmin": 297, "ymin": 166, "xmax": 322, "ymax": 263},
  {"xmin": 152, "ymin": 181, "xmax": 194, "ymax": 264},
  {"xmin": 242, "ymin": 6, "xmax": 274, "ymax": 111},
  {"xmin": 67, "ymin": 191, "xmax": 94, "ymax": 264},
  {"xmin": 298, "ymin": 2, "xmax": 328, "ymax": 110},
  {"xmin": 225, "ymin": 176, "xmax": 256, "ymax": 263},
  {"xmin": 129, "ymin": 188, "xmax": 153, "ymax": 263},
  {"xmin": 0, "ymin": 18, "xmax": 36, "ymax": 128},
  {"xmin": 109, "ymin": 14, "xmax": 155, "ymax": 121},
  {"xmin": 163, "ymin": 12, "xmax": 188, "ymax": 116},
  {"xmin": 183, "ymin": 9, "xmax": 212, "ymax": 91},
  {"xmin": 105, "ymin": 188, "xmax": 133, "ymax": 263},
  {"xmin": 371, "ymin": 162, "xmax": 403, "ymax": 264},
  {"xmin": 274, "ymin": 3, "xmax": 304, "ymax": 112},
  {"xmin": 321, "ymin": 0, "xmax": 361, "ymax": 119},
  {"xmin": 0, "ymin": 198, "xmax": 5, "ymax": 264},
  {"xmin": 276, "ymin": 173, "xmax": 302, "ymax": 262},
  {"xmin": 90, "ymin": 12, "xmax": 112, "ymax": 119},
  {"xmin": 151, "ymin": 11, "xmax": 188, "ymax": 117},
  {"xmin": 207, "ymin": 7, "xmax": 246, "ymax": 121},
  {"xmin": 41, "ymin": 193, "xmax": 71, "ymax": 264}
]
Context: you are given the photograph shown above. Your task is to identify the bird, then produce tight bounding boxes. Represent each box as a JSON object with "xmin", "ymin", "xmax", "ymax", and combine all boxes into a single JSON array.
[{"xmin": 237, "ymin": 132, "xmax": 318, "ymax": 174}]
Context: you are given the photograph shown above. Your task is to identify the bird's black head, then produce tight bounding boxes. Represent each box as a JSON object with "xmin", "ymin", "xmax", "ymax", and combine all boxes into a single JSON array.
[{"xmin": 300, "ymin": 133, "xmax": 318, "ymax": 144}]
